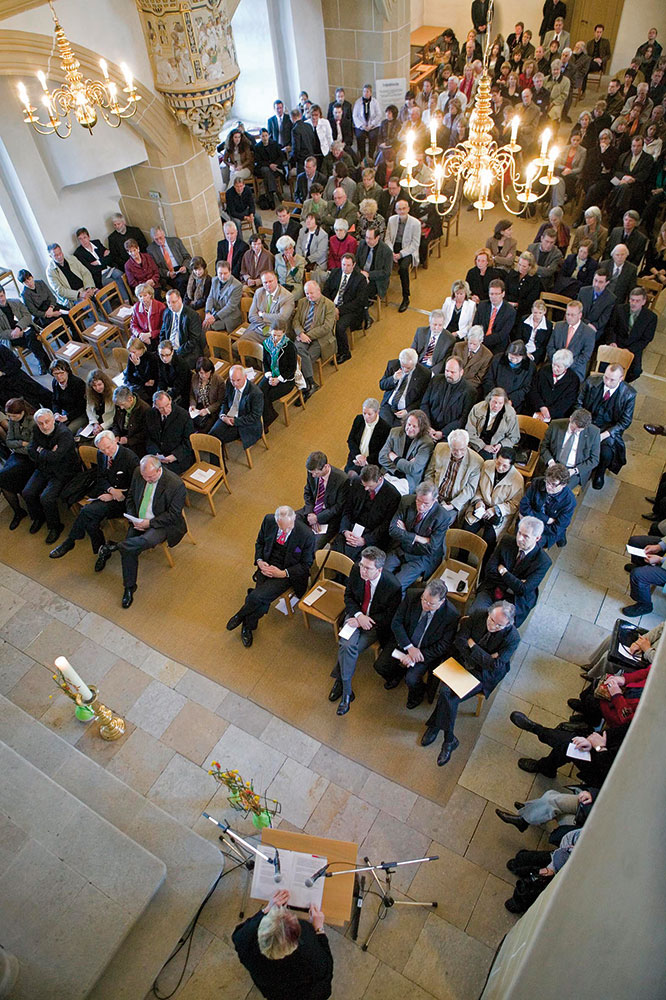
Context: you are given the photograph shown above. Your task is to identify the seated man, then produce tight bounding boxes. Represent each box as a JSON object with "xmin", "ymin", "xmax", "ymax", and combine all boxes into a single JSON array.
[
  {"xmin": 386, "ymin": 481, "xmax": 449, "ymax": 593},
  {"xmin": 294, "ymin": 155, "xmax": 326, "ymax": 203},
  {"xmin": 225, "ymin": 176, "xmax": 262, "ymax": 235},
  {"xmin": 49, "ymin": 429, "xmax": 139, "ymax": 564},
  {"xmin": 471, "ymin": 516, "xmax": 551, "ymax": 626},
  {"xmin": 356, "ymin": 227, "xmax": 393, "ymax": 303},
  {"xmin": 156, "ymin": 340, "xmax": 191, "ymax": 408},
  {"xmin": 216, "ymin": 221, "xmax": 249, "ymax": 281},
  {"xmin": 385, "ymin": 199, "xmax": 421, "ymax": 312},
  {"xmin": 578, "ymin": 270, "xmax": 616, "ymax": 343},
  {"xmin": 254, "ymin": 128, "xmax": 287, "ymax": 210},
  {"xmin": 421, "ymin": 601, "xmax": 520, "ymax": 765},
  {"xmin": 577, "ymin": 364, "xmax": 636, "ymax": 490},
  {"xmin": 452, "ymin": 326, "xmax": 492, "ymax": 393},
  {"xmin": 98, "ymin": 455, "xmax": 187, "ymax": 608},
  {"xmin": 606, "ymin": 285, "xmax": 657, "ymax": 382},
  {"xmin": 23, "ymin": 407, "xmax": 80, "ymax": 544},
  {"xmin": 292, "ymin": 281, "xmax": 336, "ymax": 398},
  {"xmin": 240, "ymin": 233, "xmax": 274, "ymax": 293},
  {"xmin": 226, "ymin": 505, "xmax": 315, "ymax": 647},
  {"xmin": 328, "ymin": 546, "xmax": 402, "ymax": 715},
  {"xmin": 73, "ymin": 227, "xmax": 128, "ymax": 298},
  {"xmin": 526, "ymin": 350, "xmax": 579, "ymax": 427},
  {"xmin": 144, "ymin": 390, "xmax": 194, "ymax": 475},
  {"xmin": 147, "ymin": 226, "xmax": 191, "ymax": 296},
  {"xmin": 107, "ymin": 212, "xmax": 148, "ymax": 271},
  {"xmin": 0, "ymin": 287, "xmax": 50, "ymax": 373},
  {"xmin": 540, "ymin": 407, "xmax": 601, "ymax": 488},
  {"xmin": 425, "ymin": 427, "xmax": 484, "ymax": 530},
  {"xmin": 604, "ymin": 244, "xmax": 638, "ymax": 304},
  {"xmin": 526, "ymin": 229, "xmax": 563, "ymax": 292},
  {"xmin": 160, "ymin": 288, "xmax": 204, "ymax": 369},
  {"xmin": 270, "ymin": 206, "xmax": 300, "ymax": 256},
  {"xmin": 210, "ymin": 364, "xmax": 264, "ymax": 450},
  {"xmin": 244, "ymin": 270, "xmax": 295, "ymax": 346},
  {"xmin": 410, "ymin": 309, "xmax": 455, "ymax": 376},
  {"xmin": 374, "ymin": 579, "xmax": 459, "ymax": 708},
  {"xmin": 18, "ymin": 269, "xmax": 71, "ymax": 331},
  {"xmin": 475, "ymin": 280, "xmax": 516, "ymax": 355},
  {"xmin": 421, "ymin": 356, "xmax": 476, "ymax": 442},
  {"xmin": 203, "ymin": 260, "xmax": 243, "ymax": 334},
  {"xmin": 45, "ymin": 243, "xmax": 95, "ymax": 307},
  {"xmin": 519, "ymin": 464, "xmax": 576, "ymax": 549},
  {"xmin": 344, "ymin": 397, "xmax": 391, "ymax": 476},
  {"xmin": 606, "ymin": 136, "xmax": 654, "ymax": 225},
  {"xmin": 604, "ymin": 210, "xmax": 648, "ymax": 266},
  {"xmin": 111, "ymin": 385, "xmax": 150, "ymax": 457},
  {"xmin": 334, "ymin": 465, "xmax": 401, "ymax": 560},
  {"xmin": 298, "ymin": 450, "xmax": 348, "ymax": 549},
  {"xmin": 322, "ymin": 254, "xmax": 368, "ymax": 364},
  {"xmin": 378, "ymin": 347, "xmax": 430, "ymax": 427},
  {"xmin": 545, "ymin": 299, "xmax": 595, "ymax": 381}
]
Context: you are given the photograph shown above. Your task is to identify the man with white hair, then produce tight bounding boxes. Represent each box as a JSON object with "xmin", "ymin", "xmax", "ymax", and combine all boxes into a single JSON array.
[
  {"xmin": 23, "ymin": 407, "xmax": 80, "ymax": 544},
  {"xmin": 226, "ymin": 506, "xmax": 316, "ymax": 647},
  {"xmin": 437, "ymin": 76, "xmax": 468, "ymax": 114},
  {"xmin": 49, "ymin": 430, "xmax": 139, "ymax": 565},
  {"xmin": 210, "ymin": 365, "xmax": 264, "ymax": 449},
  {"xmin": 322, "ymin": 187, "xmax": 358, "ymax": 234},
  {"xmin": 215, "ymin": 220, "xmax": 249, "ymax": 280},
  {"xmin": 107, "ymin": 212, "xmax": 148, "ymax": 270},
  {"xmin": 291, "ymin": 281, "xmax": 336, "ymax": 396},
  {"xmin": 378, "ymin": 347, "xmax": 430, "ymax": 426},
  {"xmin": 425, "ymin": 428, "xmax": 484, "ymax": 529},
  {"xmin": 518, "ymin": 89, "xmax": 541, "ymax": 150},
  {"xmin": 410, "ymin": 310, "xmax": 455, "ymax": 376},
  {"xmin": 605, "ymin": 244, "xmax": 638, "ymax": 304},
  {"xmin": 147, "ymin": 226, "xmax": 191, "ymax": 296},
  {"xmin": 452, "ymin": 326, "xmax": 492, "ymax": 392},
  {"xmin": 546, "ymin": 60, "xmax": 570, "ymax": 122},
  {"xmin": 472, "ymin": 516, "xmax": 551, "ymax": 626}
]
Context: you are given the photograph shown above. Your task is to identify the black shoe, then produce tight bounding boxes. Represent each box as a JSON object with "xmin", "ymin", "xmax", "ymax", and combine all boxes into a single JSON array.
[
  {"xmin": 495, "ymin": 808, "xmax": 528, "ymax": 832},
  {"xmin": 437, "ymin": 736, "xmax": 459, "ymax": 766},
  {"xmin": 9, "ymin": 510, "xmax": 27, "ymax": 530},
  {"xmin": 623, "ymin": 563, "xmax": 636, "ymax": 573},
  {"xmin": 567, "ymin": 698, "xmax": 583, "ymax": 712},
  {"xmin": 241, "ymin": 624, "xmax": 253, "ymax": 647},
  {"xmin": 121, "ymin": 585, "xmax": 136, "ymax": 609},
  {"xmin": 95, "ymin": 545, "xmax": 113, "ymax": 573},
  {"xmin": 29, "ymin": 517, "xmax": 45, "ymax": 534},
  {"xmin": 336, "ymin": 352, "xmax": 352, "ymax": 364},
  {"xmin": 518, "ymin": 757, "xmax": 555, "ymax": 776},
  {"xmin": 557, "ymin": 721, "xmax": 587, "ymax": 733},
  {"xmin": 337, "ymin": 693, "xmax": 354, "ymax": 715},
  {"xmin": 304, "ymin": 380, "xmax": 320, "ymax": 400},
  {"xmin": 383, "ymin": 677, "xmax": 401, "ymax": 690},
  {"xmin": 45, "ymin": 524, "xmax": 64, "ymax": 545},
  {"xmin": 621, "ymin": 603, "xmax": 652, "ymax": 618},
  {"xmin": 641, "ymin": 513, "xmax": 655, "ymax": 521},
  {"xmin": 645, "ymin": 496, "xmax": 657, "ymax": 503},
  {"xmin": 406, "ymin": 692, "xmax": 424, "ymax": 710},
  {"xmin": 592, "ymin": 476, "xmax": 604, "ymax": 490},
  {"xmin": 514, "ymin": 801, "xmax": 525, "ymax": 810},
  {"xmin": 420, "ymin": 725, "xmax": 439, "ymax": 746},
  {"xmin": 364, "ymin": 315, "xmax": 374, "ymax": 330},
  {"xmin": 49, "ymin": 538, "xmax": 74, "ymax": 559},
  {"xmin": 226, "ymin": 612, "xmax": 244, "ymax": 631},
  {"xmin": 643, "ymin": 425, "xmax": 665, "ymax": 437},
  {"xmin": 328, "ymin": 678, "xmax": 343, "ymax": 701},
  {"xmin": 510, "ymin": 711, "xmax": 537, "ymax": 733},
  {"xmin": 398, "ymin": 298, "xmax": 410, "ymax": 313},
  {"xmin": 504, "ymin": 898, "xmax": 524, "ymax": 913}
]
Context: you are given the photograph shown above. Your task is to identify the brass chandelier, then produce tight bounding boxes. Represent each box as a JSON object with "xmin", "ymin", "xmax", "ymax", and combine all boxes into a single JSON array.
[
  {"xmin": 400, "ymin": 0, "xmax": 557, "ymax": 217},
  {"xmin": 17, "ymin": 1, "xmax": 140, "ymax": 138}
]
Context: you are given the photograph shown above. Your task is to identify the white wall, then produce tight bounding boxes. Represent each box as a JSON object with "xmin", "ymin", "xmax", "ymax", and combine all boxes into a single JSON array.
[
  {"xmin": 410, "ymin": 0, "xmax": 542, "ymax": 42},
  {"xmin": 609, "ymin": 0, "xmax": 661, "ymax": 76},
  {"xmin": 231, "ymin": 0, "xmax": 279, "ymax": 124}
]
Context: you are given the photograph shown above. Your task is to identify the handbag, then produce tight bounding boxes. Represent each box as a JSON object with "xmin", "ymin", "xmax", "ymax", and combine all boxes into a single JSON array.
[
  {"xmin": 60, "ymin": 467, "xmax": 98, "ymax": 506},
  {"xmin": 593, "ymin": 674, "xmax": 613, "ymax": 701}
]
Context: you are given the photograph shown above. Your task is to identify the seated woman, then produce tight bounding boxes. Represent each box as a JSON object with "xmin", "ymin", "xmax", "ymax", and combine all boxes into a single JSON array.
[
  {"xmin": 378, "ymin": 410, "xmax": 434, "ymax": 496},
  {"xmin": 549, "ymin": 134, "xmax": 586, "ymax": 209},
  {"xmin": 184, "ymin": 256, "xmax": 211, "ymax": 312},
  {"xmin": 84, "ymin": 369, "xmax": 116, "ymax": 436},
  {"xmin": 258, "ymin": 328, "xmax": 297, "ymax": 428},
  {"xmin": 582, "ymin": 622, "xmax": 663, "ymax": 681},
  {"xmin": 301, "ymin": 183, "xmax": 328, "ymax": 226},
  {"xmin": 441, "ymin": 279, "xmax": 476, "ymax": 338},
  {"xmin": 482, "ymin": 340, "xmax": 536, "ymax": 415},
  {"xmin": 641, "ymin": 220, "xmax": 666, "ymax": 286},
  {"xmin": 466, "ymin": 248, "xmax": 500, "ymax": 303},
  {"xmin": 553, "ymin": 239, "xmax": 597, "ymax": 297},
  {"xmin": 524, "ymin": 348, "xmax": 579, "ymax": 422},
  {"xmin": 295, "ymin": 214, "xmax": 329, "ymax": 277},
  {"xmin": 327, "ymin": 220, "xmax": 357, "ymax": 272},
  {"xmin": 505, "ymin": 252, "xmax": 541, "ymax": 320},
  {"xmin": 322, "ymin": 162, "xmax": 355, "ymax": 203},
  {"xmin": 354, "ymin": 166, "xmax": 383, "ymax": 207},
  {"xmin": 570, "ymin": 206, "xmax": 607, "ymax": 258},
  {"xmin": 189, "ymin": 357, "xmax": 225, "ymax": 434},
  {"xmin": 129, "ymin": 281, "xmax": 166, "ymax": 348},
  {"xmin": 123, "ymin": 337, "xmax": 158, "ymax": 402},
  {"xmin": 356, "ymin": 199, "xmax": 386, "ymax": 241},
  {"xmin": 462, "ymin": 447, "xmax": 523, "ymax": 555},
  {"xmin": 487, "ymin": 219, "xmax": 517, "ymax": 272},
  {"xmin": 124, "ymin": 239, "xmax": 161, "ymax": 297},
  {"xmin": 274, "ymin": 236, "xmax": 306, "ymax": 301},
  {"xmin": 521, "ymin": 299, "xmax": 552, "ymax": 364},
  {"xmin": 0, "ymin": 397, "xmax": 35, "ymax": 530},
  {"xmin": 465, "ymin": 386, "xmax": 520, "ymax": 461},
  {"xmin": 50, "ymin": 359, "xmax": 86, "ymax": 434},
  {"xmin": 344, "ymin": 397, "xmax": 391, "ymax": 475},
  {"xmin": 534, "ymin": 206, "xmax": 570, "ymax": 253}
]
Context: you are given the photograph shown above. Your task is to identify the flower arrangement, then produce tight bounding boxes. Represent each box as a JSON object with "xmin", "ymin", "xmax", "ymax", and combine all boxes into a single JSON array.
[{"xmin": 208, "ymin": 763, "xmax": 281, "ymax": 828}]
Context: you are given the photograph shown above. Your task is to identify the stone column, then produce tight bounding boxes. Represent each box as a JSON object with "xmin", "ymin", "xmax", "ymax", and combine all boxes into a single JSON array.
[{"xmin": 321, "ymin": 0, "xmax": 411, "ymax": 98}]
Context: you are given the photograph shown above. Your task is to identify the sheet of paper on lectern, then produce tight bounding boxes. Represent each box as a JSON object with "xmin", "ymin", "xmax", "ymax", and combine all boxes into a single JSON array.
[{"xmin": 251, "ymin": 848, "xmax": 327, "ymax": 909}]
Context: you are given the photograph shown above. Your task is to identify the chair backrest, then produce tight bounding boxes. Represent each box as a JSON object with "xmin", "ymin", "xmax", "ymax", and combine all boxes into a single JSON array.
[
  {"xmin": 0, "ymin": 268, "xmax": 20, "ymax": 297},
  {"xmin": 637, "ymin": 277, "xmax": 662, "ymax": 310},
  {"xmin": 236, "ymin": 338, "xmax": 264, "ymax": 368},
  {"xmin": 206, "ymin": 329, "xmax": 232, "ymax": 362},
  {"xmin": 39, "ymin": 318, "xmax": 72, "ymax": 354},
  {"xmin": 594, "ymin": 345, "xmax": 634, "ymax": 373},
  {"xmin": 112, "ymin": 347, "xmax": 129, "ymax": 370},
  {"xmin": 240, "ymin": 297, "xmax": 252, "ymax": 324},
  {"xmin": 69, "ymin": 299, "xmax": 99, "ymax": 334},
  {"xmin": 78, "ymin": 444, "xmax": 98, "ymax": 469},
  {"xmin": 315, "ymin": 548, "xmax": 354, "ymax": 580},
  {"xmin": 95, "ymin": 282, "xmax": 123, "ymax": 319},
  {"xmin": 444, "ymin": 528, "xmax": 488, "ymax": 570},
  {"xmin": 541, "ymin": 291, "xmax": 571, "ymax": 322},
  {"xmin": 190, "ymin": 432, "xmax": 224, "ymax": 467},
  {"xmin": 517, "ymin": 414, "xmax": 548, "ymax": 445}
]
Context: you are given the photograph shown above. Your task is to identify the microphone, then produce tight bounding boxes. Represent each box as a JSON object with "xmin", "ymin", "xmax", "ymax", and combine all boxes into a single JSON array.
[
  {"xmin": 305, "ymin": 863, "xmax": 330, "ymax": 887},
  {"xmin": 273, "ymin": 849, "xmax": 282, "ymax": 883}
]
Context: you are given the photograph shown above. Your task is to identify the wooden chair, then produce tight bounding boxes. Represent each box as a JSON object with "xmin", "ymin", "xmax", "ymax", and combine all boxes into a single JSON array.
[
  {"xmin": 430, "ymin": 528, "xmax": 487, "ymax": 610},
  {"xmin": 442, "ymin": 204, "xmax": 461, "ymax": 247},
  {"xmin": 278, "ymin": 383, "xmax": 306, "ymax": 427},
  {"xmin": 181, "ymin": 433, "xmax": 231, "ymax": 516},
  {"xmin": 95, "ymin": 283, "xmax": 132, "ymax": 342},
  {"xmin": 586, "ymin": 69, "xmax": 602, "ymax": 91},
  {"xmin": 541, "ymin": 292, "xmax": 571, "ymax": 323},
  {"xmin": 112, "ymin": 347, "xmax": 129, "ymax": 371},
  {"xmin": 78, "ymin": 444, "xmax": 98, "ymax": 468},
  {"xmin": 637, "ymin": 277, "xmax": 662, "ymax": 311},
  {"xmin": 235, "ymin": 338, "xmax": 264, "ymax": 381},
  {"xmin": 69, "ymin": 300, "xmax": 123, "ymax": 369},
  {"xmin": 298, "ymin": 549, "xmax": 354, "ymax": 637},
  {"xmin": 160, "ymin": 512, "xmax": 197, "ymax": 568},
  {"xmin": 315, "ymin": 351, "xmax": 339, "ymax": 386},
  {"xmin": 38, "ymin": 318, "xmax": 95, "ymax": 371},
  {"xmin": 592, "ymin": 345, "xmax": 634, "ymax": 375},
  {"xmin": 515, "ymin": 414, "xmax": 548, "ymax": 480},
  {"xmin": 206, "ymin": 328, "xmax": 234, "ymax": 364}
]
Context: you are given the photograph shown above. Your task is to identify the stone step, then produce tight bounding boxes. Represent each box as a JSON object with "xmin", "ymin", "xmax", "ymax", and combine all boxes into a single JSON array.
[{"xmin": 0, "ymin": 695, "xmax": 224, "ymax": 1000}]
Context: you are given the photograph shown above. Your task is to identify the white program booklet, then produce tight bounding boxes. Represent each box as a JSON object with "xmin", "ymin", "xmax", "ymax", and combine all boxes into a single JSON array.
[
  {"xmin": 566, "ymin": 742, "xmax": 591, "ymax": 762},
  {"xmin": 351, "ymin": 523, "xmax": 365, "ymax": 537},
  {"xmin": 625, "ymin": 545, "xmax": 646, "ymax": 558},
  {"xmin": 302, "ymin": 585, "xmax": 327, "ymax": 607},
  {"xmin": 190, "ymin": 468, "xmax": 216, "ymax": 484},
  {"xmin": 251, "ymin": 848, "xmax": 327, "ymax": 910},
  {"xmin": 338, "ymin": 621, "xmax": 357, "ymax": 640},
  {"xmin": 124, "ymin": 513, "xmax": 144, "ymax": 525}
]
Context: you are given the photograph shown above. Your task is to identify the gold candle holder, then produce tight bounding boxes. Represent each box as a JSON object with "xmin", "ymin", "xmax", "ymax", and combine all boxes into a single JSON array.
[{"xmin": 51, "ymin": 674, "xmax": 126, "ymax": 741}]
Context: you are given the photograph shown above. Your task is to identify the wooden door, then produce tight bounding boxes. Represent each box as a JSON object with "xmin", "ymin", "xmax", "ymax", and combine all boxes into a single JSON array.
[{"xmin": 568, "ymin": 0, "xmax": 625, "ymax": 56}]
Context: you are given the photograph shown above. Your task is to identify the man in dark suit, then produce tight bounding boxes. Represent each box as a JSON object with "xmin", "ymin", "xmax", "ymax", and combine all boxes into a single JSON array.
[
  {"xmin": 111, "ymin": 385, "xmax": 150, "ymax": 457},
  {"xmin": 472, "ymin": 517, "xmax": 551, "ymax": 626},
  {"xmin": 49, "ymin": 430, "xmax": 139, "ymax": 563},
  {"xmin": 604, "ymin": 211, "xmax": 648, "ymax": 265},
  {"xmin": 606, "ymin": 286, "xmax": 657, "ymax": 381},
  {"xmin": 144, "ymin": 391, "xmax": 194, "ymax": 475},
  {"xmin": 334, "ymin": 465, "xmax": 401, "ymax": 560},
  {"xmin": 540, "ymin": 408, "xmax": 601, "ymax": 488},
  {"xmin": 476, "ymin": 280, "xmax": 517, "ymax": 355},
  {"xmin": 147, "ymin": 226, "xmax": 191, "ymax": 296},
  {"xmin": 227, "ymin": 505, "xmax": 316, "ymax": 647},
  {"xmin": 345, "ymin": 403, "xmax": 391, "ymax": 474},
  {"xmin": 525, "ymin": 354, "xmax": 579, "ymax": 424},
  {"xmin": 374, "ymin": 580, "xmax": 459, "ymax": 708},
  {"xmin": 519, "ymin": 465, "xmax": 577, "ymax": 549},
  {"xmin": 323, "ymin": 255, "xmax": 369, "ymax": 363},
  {"xmin": 410, "ymin": 310, "xmax": 455, "ymax": 377},
  {"xmin": 23, "ymin": 407, "xmax": 80, "ymax": 543},
  {"xmin": 357, "ymin": 228, "xmax": 393, "ymax": 302},
  {"xmin": 578, "ymin": 365, "xmax": 636, "ymax": 489},
  {"xmin": 210, "ymin": 365, "xmax": 264, "ymax": 449},
  {"xmin": 97, "ymin": 456, "xmax": 186, "ymax": 607},
  {"xmin": 329, "ymin": 103, "xmax": 355, "ymax": 152},
  {"xmin": 386, "ymin": 482, "xmax": 449, "ymax": 593},
  {"xmin": 107, "ymin": 213, "xmax": 148, "ymax": 270},
  {"xmin": 527, "ymin": 230, "xmax": 563, "ymax": 292},
  {"xmin": 289, "ymin": 107, "xmax": 317, "ymax": 173},
  {"xmin": 553, "ymin": 247, "xmax": 599, "ymax": 297},
  {"xmin": 253, "ymin": 129, "xmax": 287, "ymax": 207},
  {"xmin": 327, "ymin": 89, "xmax": 353, "ymax": 127},
  {"xmin": 73, "ymin": 227, "xmax": 128, "ymax": 296},
  {"xmin": 159, "ymin": 289, "xmax": 204, "ymax": 369},
  {"xmin": 216, "ymin": 221, "xmax": 249, "ymax": 281},
  {"xmin": 578, "ymin": 271, "xmax": 616, "ymax": 343},
  {"xmin": 585, "ymin": 24, "xmax": 611, "ymax": 81},
  {"xmin": 328, "ymin": 546, "xmax": 402, "ymax": 714},
  {"xmin": 421, "ymin": 602, "xmax": 521, "ymax": 765},
  {"xmin": 607, "ymin": 137, "xmax": 655, "ymax": 224},
  {"xmin": 420, "ymin": 356, "xmax": 476, "ymax": 441},
  {"xmin": 545, "ymin": 300, "xmax": 595, "ymax": 380},
  {"xmin": 270, "ymin": 205, "xmax": 301, "ymax": 256},
  {"xmin": 156, "ymin": 340, "xmax": 191, "ymax": 408},
  {"xmin": 294, "ymin": 157, "xmax": 326, "ymax": 203},
  {"xmin": 267, "ymin": 99, "xmax": 292, "ymax": 151},
  {"xmin": 298, "ymin": 450, "xmax": 348, "ymax": 549},
  {"xmin": 377, "ymin": 176, "xmax": 404, "ymax": 226},
  {"xmin": 604, "ymin": 244, "xmax": 638, "ymax": 304},
  {"xmin": 378, "ymin": 348, "xmax": 430, "ymax": 427}
]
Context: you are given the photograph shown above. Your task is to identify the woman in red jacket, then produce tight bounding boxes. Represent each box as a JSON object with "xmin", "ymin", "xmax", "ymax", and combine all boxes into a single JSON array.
[
  {"xmin": 124, "ymin": 238, "xmax": 162, "ymax": 296},
  {"xmin": 129, "ymin": 282, "xmax": 166, "ymax": 349}
]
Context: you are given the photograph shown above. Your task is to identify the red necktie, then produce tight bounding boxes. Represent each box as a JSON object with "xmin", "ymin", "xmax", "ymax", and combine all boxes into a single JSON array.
[
  {"xmin": 314, "ymin": 477, "xmax": 326, "ymax": 514},
  {"xmin": 369, "ymin": 489, "xmax": 376, "ymax": 500},
  {"xmin": 276, "ymin": 530, "xmax": 287, "ymax": 544},
  {"xmin": 603, "ymin": 390, "xmax": 610, "ymax": 401},
  {"xmin": 486, "ymin": 306, "xmax": 497, "ymax": 338},
  {"xmin": 414, "ymin": 511, "xmax": 424, "ymax": 526},
  {"xmin": 162, "ymin": 244, "xmax": 174, "ymax": 271},
  {"xmin": 565, "ymin": 325, "xmax": 575, "ymax": 348},
  {"xmin": 361, "ymin": 579, "xmax": 372, "ymax": 613},
  {"xmin": 227, "ymin": 242, "xmax": 234, "ymax": 265}
]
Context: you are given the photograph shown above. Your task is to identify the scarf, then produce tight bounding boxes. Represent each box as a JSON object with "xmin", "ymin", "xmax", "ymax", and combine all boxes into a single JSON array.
[{"xmin": 265, "ymin": 334, "xmax": 288, "ymax": 377}]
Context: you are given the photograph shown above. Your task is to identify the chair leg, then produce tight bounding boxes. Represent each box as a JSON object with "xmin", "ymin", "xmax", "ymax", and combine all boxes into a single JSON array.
[
  {"xmin": 207, "ymin": 492, "xmax": 217, "ymax": 516},
  {"xmin": 301, "ymin": 610, "xmax": 311, "ymax": 629},
  {"xmin": 162, "ymin": 543, "xmax": 175, "ymax": 568},
  {"xmin": 245, "ymin": 447, "xmax": 254, "ymax": 469},
  {"xmin": 186, "ymin": 528, "xmax": 197, "ymax": 545},
  {"xmin": 475, "ymin": 693, "xmax": 484, "ymax": 717}
]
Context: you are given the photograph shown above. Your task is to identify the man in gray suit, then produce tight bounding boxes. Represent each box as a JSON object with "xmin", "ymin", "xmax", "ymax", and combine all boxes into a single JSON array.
[
  {"xmin": 203, "ymin": 260, "xmax": 243, "ymax": 333},
  {"xmin": 546, "ymin": 300, "xmax": 595, "ymax": 380},
  {"xmin": 540, "ymin": 408, "xmax": 601, "ymax": 488},
  {"xmin": 386, "ymin": 482, "xmax": 449, "ymax": 593},
  {"xmin": 147, "ymin": 226, "xmax": 192, "ymax": 297},
  {"xmin": 578, "ymin": 271, "xmax": 616, "ymax": 343},
  {"xmin": 410, "ymin": 310, "xmax": 456, "ymax": 377},
  {"xmin": 243, "ymin": 270, "xmax": 295, "ymax": 345}
]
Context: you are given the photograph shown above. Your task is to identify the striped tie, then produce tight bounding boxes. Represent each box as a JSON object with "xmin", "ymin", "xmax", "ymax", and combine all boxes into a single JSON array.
[
  {"xmin": 304, "ymin": 301, "xmax": 315, "ymax": 332},
  {"xmin": 314, "ymin": 476, "xmax": 326, "ymax": 514}
]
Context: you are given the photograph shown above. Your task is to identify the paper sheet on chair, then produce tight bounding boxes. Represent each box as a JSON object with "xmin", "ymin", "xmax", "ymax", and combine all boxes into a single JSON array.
[
  {"xmin": 251, "ymin": 849, "xmax": 326, "ymax": 909},
  {"xmin": 59, "ymin": 342, "xmax": 79, "ymax": 357},
  {"xmin": 116, "ymin": 306, "xmax": 132, "ymax": 317},
  {"xmin": 432, "ymin": 657, "xmax": 480, "ymax": 698},
  {"xmin": 440, "ymin": 568, "xmax": 469, "ymax": 593},
  {"xmin": 243, "ymin": 367, "xmax": 256, "ymax": 379},
  {"xmin": 302, "ymin": 585, "xmax": 327, "ymax": 607},
  {"xmin": 190, "ymin": 468, "xmax": 216, "ymax": 484},
  {"xmin": 89, "ymin": 323, "xmax": 108, "ymax": 336},
  {"xmin": 275, "ymin": 594, "xmax": 299, "ymax": 615},
  {"xmin": 112, "ymin": 372, "xmax": 125, "ymax": 387}
]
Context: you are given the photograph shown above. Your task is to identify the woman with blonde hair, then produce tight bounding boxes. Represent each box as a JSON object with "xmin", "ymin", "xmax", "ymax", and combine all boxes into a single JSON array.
[
  {"xmin": 356, "ymin": 198, "xmax": 386, "ymax": 239},
  {"xmin": 505, "ymin": 251, "xmax": 542, "ymax": 318},
  {"xmin": 441, "ymin": 279, "xmax": 476, "ymax": 337},
  {"xmin": 129, "ymin": 281, "xmax": 166, "ymax": 347}
]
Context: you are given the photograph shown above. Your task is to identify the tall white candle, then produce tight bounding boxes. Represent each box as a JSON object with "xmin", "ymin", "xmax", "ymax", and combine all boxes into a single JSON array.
[
  {"xmin": 430, "ymin": 119, "xmax": 437, "ymax": 147},
  {"xmin": 55, "ymin": 656, "xmax": 93, "ymax": 703},
  {"xmin": 540, "ymin": 128, "xmax": 551, "ymax": 159},
  {"xmin": 510, "ymin": 116, "xmax": 519, "ymax": 146}
]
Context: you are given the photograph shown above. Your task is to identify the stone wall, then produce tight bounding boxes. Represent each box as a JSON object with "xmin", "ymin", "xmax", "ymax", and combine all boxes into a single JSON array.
[{"xmin": 322, "ymin": 0, "xmax": 411, "ymax": 98}]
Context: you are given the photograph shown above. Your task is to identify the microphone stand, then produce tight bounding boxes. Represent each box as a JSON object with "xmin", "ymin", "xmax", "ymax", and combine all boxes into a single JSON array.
[
  {"xmin": 203, "ymin": 813, "xmax": 280, "ymax": 918},
  {"xmin": 319, "ymin": 854, "xmax": 439, "ymax": 950}
]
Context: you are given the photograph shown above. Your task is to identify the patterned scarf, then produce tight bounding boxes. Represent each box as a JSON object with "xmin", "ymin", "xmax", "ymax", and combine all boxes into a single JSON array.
[{"xmin": 265, "ymin": 334, "xmax": 288, "ymax": 376}]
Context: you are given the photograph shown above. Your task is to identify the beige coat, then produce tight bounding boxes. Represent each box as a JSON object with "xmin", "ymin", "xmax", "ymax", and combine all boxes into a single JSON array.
[
  {"xmin": 487, "ymin": 235, "xmax": 518, "ymax": 271},
  {"xmin": 465, "ymin": 400, "xmax": 520, "ymax": 452},
  {"xmin": 291, "ymin": 296, "xmax": 337, "ymax": 361},
  {"xmin": 464, "ymin": 460, "xmax": 524, "ymax": 537},
  {"xmin": 425, "ymin": 443, "xmax": 484, "ymax": 510}
]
